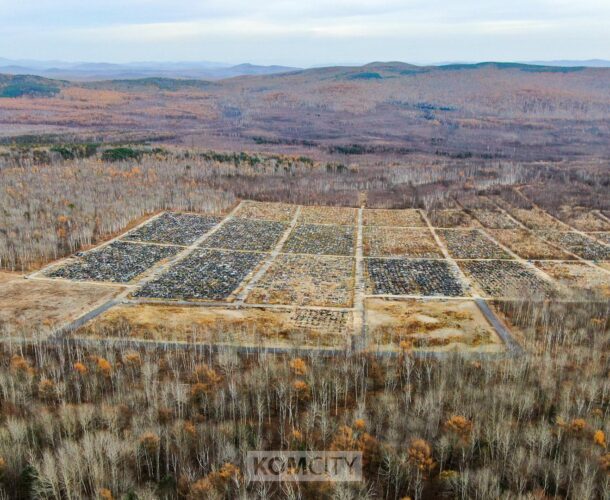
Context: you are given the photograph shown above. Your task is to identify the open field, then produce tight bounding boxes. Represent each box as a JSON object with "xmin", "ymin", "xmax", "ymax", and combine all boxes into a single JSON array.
[
  {"xmin": 365, "ymin": 298, "xmax": 504, "ymax": 352},
  {"xmin": 533, "ymin": 261, "xmax": 610, "ymax": 299},
  {"xmin": 77, "ymin": 303, "xmax": 350, "ymax": 349},
  {"xmin": 0, "ymin": 272, "xmax": 122, "ymax": 336},
  {"xmin": 599, "ymin": 262, "xmax": 610, "ymax": 272},
  {"xmin": 0, "ymin": 271, "xmax": 19, "ymax": 284}
]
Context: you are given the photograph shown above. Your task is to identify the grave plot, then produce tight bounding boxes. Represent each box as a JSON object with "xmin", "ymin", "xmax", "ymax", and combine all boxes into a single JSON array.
[
  {"xmin": 77, "ymin": 304, "xmax": 348, "ymax": 349},
  {"xmin": 363, "ymin": 209, "xmax": 426, "ymax": 227},
  {"xmin": 365, "ymin": 259, "xmax": 466, "ymax": 296},
  {"xmin": 363, "ymin": 227, "xmax": 443, "ymax": 258},
  {"xmin": 289, "ymin": 309, "xmax": 351, "ymax": 335},
  {"xmin": 437, "ymin": 229, "xmax": 512, "ymax": 259},
  {"xmin": 133, "ymin": 248, "xmax": 265, "ymax": 301},
  {"xmin": 234, "ymin": 200, "xmax": 297, "ymax": 222},
  {"xmin": 299, "ymin": 205, "xmax": 357, "ymax": 226},
  {"xmin": 45, "ymin": 241, "xmax": 180, "ymax": 283},
  {"xmin": 365, "ymin": 298, "xmax": 504, "ymax": 352},
  {"xmin": 484, "ymin": 194, "xmax": 514, "ymax": 211},
  {"xmin": 457, "ymin": 196, "xmax": 497, "ymax": 210},
  {"xmin": 123, "ymin": 212, "xmax": 221, "ymax": 246},
  {"xmin": 555, "ymin": 207, "xmax": 610, "ymax": 232},
  {"xmin": 468, "ymin": 209, "xmax": 519, "ymax": 229},
  {"xmin": 487, "ymin": 229, "xmax": 574, "ymax": 260},
  {"xmin": 245, "ymin": 254, "xmax": 354, "ymax": 307},
  {"xmin": 588, "ymin": 232, "xmax": 610, "ymax": 245},
  {"xmin": 427, "ymin": 209, "xmax": 481, "ymax": 228},
  {"xmin": 458, "ymin": 260, "xmax": 557, "ymax": 298},
  {"xmin": 282, "ymin": 224, "xmax": 355, "ymax": 256},
  {"xmin": 508, "ymin": 208, "xmax": 567, "ymax": 231},
  {"xmin": 202, "ymin": 218, "xmax": 287, "ymax": 252},
  {"xmin": 533, "ymin": 261, "xmax": 610, "ymax": 299},
  {"xmin": 535, "ymin": 231, "xmax": 610, "ymax": 261}
]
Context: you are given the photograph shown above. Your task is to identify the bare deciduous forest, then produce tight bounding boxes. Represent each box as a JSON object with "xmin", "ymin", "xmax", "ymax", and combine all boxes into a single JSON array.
[
  {"xmin": 1, "ymin": 145, "xmax": 607, "ymax": 272},
  {"xmin": 0, "ymin": 300, "xmax": 608, "ymax": 498}
]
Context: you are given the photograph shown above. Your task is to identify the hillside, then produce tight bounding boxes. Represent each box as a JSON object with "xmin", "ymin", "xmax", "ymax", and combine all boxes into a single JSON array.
[
  {"xmin": 0, "ymin": 74, "xmax": 63, "ymax": 98},
  {"xmin": 0, "ymin": 62, "xmax": 609, "ymax": 160}
]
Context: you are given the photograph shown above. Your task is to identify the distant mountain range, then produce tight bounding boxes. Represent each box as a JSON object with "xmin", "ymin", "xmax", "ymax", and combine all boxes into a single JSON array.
[
  {"xmin": 526, "ymin": 59, "xmax": 610, "ymax": 68},
  {"xmin": 0, "ymin": 58, "xmax": 300, "ymax": 81},
  {"xmin": 1, "ymin": 58, "xmax": 609, "ymax": 81}
]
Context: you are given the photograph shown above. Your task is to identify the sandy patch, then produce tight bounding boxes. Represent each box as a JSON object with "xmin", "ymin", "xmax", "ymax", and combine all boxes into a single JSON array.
[
  {"xmin": 0, "ymin": 278, "xmax": 123, "ymax": 337},
  {"xmin": 534, "ymin": 261, "xmax": 610, "ymax": 298},
  {"xmin": 365, "ymin": 298, "xmax": 505, "ymax": 353},
  {"xmin": 0, "ymin": 271, "xmax": 21, "ymax": 284},
  {"xmin": 77, "ymin": 303, "xmax": 350, "ymax": 350}
]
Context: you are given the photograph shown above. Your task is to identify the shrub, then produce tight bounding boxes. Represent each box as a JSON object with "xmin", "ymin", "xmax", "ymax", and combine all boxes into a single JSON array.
[
  {"xmin": 37, "ymin": 379, "xmax": 56, "ymax": 401},
  {"xmin": 140, "ymin": 432, "xmax": 159, "ymax": 449},
  {"xmin": 96, "ymin": 357, "xmax": 112, "ymax": 377},
  {"xmin": 289, "ymin": 358, "xmax": 307, "ymax": 375},
  {"xmin": 444, "ymin": 415, "xmax": 473, "ymax": 442},
  {"xmin": 101, "ymin": 147, "xmax": 142, "ymax": 162},
  {"xmin": 407, "ymin": 439, "xmax": 436, "ymax": 477},
  {"xmin": 74, "ymin": 362, "xmax": 88, "ymax": 374},
  {"xmin": 593, "ymin": 430, "xmax": 606, "ymax": 448}
]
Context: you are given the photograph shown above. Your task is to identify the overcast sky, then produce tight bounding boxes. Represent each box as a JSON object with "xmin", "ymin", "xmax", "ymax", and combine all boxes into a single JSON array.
[{"xmin": 1, "ymin": 0, "xmax": 609, "ymax": 66}]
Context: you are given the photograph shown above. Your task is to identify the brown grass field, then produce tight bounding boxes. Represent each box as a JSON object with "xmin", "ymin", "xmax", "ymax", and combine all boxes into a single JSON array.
[
  {"xmin": 0, "ymin": 272, "xmax": 123, "ymax": 336},
  {"xmin": 365, "ymin": 298, "xmax": 504, "ymax": 352},
  {"xmin": 78, "ymin": 303, "xmax": 350, "ymax": 349}
]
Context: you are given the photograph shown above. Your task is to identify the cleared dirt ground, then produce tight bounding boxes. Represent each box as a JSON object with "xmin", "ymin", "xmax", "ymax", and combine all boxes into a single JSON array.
[
  {"xmin": 0, "ymin": 272, "xmax": 122, "ymax": 336},
  {"xmin": 365, "ymin": 298, "xmax": 504, "ymax": 353},
  {"xmin": 0, "ymin": 271, "xmax": 19, "ymax": 284},
  {"xmin": 534, "ymin": 261, "xmax": 610, "ymax": 298},
  {"xmin": 78, "ymin": 303, "xmax": 349, "ymax": 349}
]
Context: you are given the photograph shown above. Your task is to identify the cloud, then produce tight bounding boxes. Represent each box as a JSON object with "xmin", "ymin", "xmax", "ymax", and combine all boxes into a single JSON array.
[{"xmin": 0, "ymin": 0, "xmax": 608, "ymax": 64}]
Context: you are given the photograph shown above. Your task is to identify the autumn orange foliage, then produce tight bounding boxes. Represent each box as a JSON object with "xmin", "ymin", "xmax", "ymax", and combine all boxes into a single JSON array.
[
  {"xmin": 407, "ymin": 439, "xmax": 436, "ymax": 477},
  {"xmin": 289, "ymin": 357, "xmax": 307, "ymax": 375},
  {"xmin": 74, "ymin": 362, "xmax": 88, "ymax": 375}
]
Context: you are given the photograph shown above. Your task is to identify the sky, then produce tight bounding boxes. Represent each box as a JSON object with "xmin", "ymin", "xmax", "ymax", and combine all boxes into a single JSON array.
[{"xmin": 1, "ymin": 0, "xmax": 609, "ymax": 66}]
